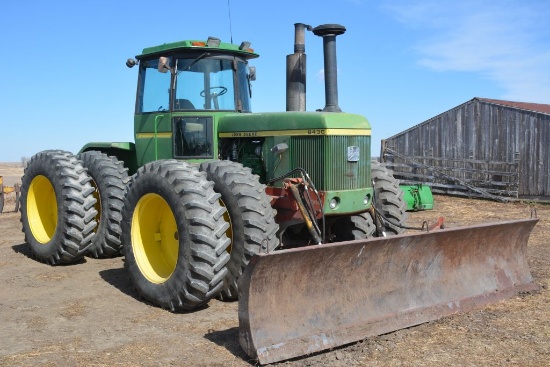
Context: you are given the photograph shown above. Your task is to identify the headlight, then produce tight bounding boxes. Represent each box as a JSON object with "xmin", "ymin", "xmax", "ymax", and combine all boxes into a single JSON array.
[
  {"xmin": 329, "ymin": 197, "xmax": 339, "ymax": 209},
  {"xmin": 364, "ymin": 195, "xmax": 370, "ymax": 205}
]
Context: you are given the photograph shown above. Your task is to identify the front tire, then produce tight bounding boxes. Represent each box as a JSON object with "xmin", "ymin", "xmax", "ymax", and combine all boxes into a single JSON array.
[
  {"xmin": 121, "ymin": 160, "xmax": 230, "ymax": 311},
  {"xmin": 330, "ymin": 213, "xmax": 376, "ymax": 242},
  {"xmin": 200, "ymin": 161, "xmax": 279, "ymax": 301},
  {"xmin": 371, "ymin": 160, "xmax": 408, "ymax": 235},
  {"xmin": 330, "ymin": 161, "xmax": 407, "ymax": 241},
  {"xmin": 20, "ymin": 150, "xmax": 97, "ymax": 264},
  {"xmin": 78, "ymin": 151, "xmax": 129, "ymax": 258}
]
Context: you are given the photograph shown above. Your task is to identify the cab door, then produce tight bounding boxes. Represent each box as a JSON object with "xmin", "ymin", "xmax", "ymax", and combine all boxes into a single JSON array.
[{"xmin": 134, "ymin": 57, "xmax": 173, "ymax": 166}]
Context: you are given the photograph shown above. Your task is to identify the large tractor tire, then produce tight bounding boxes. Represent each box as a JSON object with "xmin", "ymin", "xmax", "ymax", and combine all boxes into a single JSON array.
[
  {"xmin": 370, "ymin": 160, "xmax": 408, "ymax": 235},
  {"xmin": 200, "ymin": 160, "xmax": 279, "ymax": 301},
  {"xmin": 121, "ymin": 160, "xmax": 231, "ymax": 311},
  {"xmin": 78, "ymin": 151, "xmax": 129, "ymax": 258},
  {"xmin": 330, "ymin": 213, "xmax": 376, "ymax": 242},
  {"xmin": 20, "ymin": 150, "xmax": 97, "ymax": 264},
  {"xmin": 330, "ymin": 161, "xmax": 407, "ymax": 241}
]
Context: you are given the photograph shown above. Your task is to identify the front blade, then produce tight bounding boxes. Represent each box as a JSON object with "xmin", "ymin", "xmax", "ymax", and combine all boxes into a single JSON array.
[{"xmin": 238, "ymin": 218, "xmax": 539, "ymax": 365}]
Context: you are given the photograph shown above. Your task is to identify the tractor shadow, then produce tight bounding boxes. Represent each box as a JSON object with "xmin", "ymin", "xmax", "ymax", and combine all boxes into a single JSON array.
[
  {"xmin": 99, "ymin": 266, "xmax": 140, "ymax": 300},
  {"xmin": 11, "ymin": 243, "xmax": 86, "ymax": 265},
  {"xmin": 204, "ymin": 327, "xmax": 255, "ymax": 365},
  {"xmin": 12, "ymin": 243, "xmax": 34, "ymax": 258},
  {"xmin": 98, "ymin": 266, "xmax": 210, "ymax": 314}
]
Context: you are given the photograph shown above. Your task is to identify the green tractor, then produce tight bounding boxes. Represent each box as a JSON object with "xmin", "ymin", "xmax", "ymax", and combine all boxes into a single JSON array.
[
  {"xmin": 19, "ymin": 23, "xmax": 541, "ymax": 364},
  {"xmin": 20, "ymin": 23, "xmax": 407, "ymax": 311}
]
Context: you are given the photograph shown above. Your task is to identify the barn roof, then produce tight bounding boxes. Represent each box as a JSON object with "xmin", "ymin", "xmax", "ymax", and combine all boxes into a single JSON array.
[
  {"xmin": 387, "ymin": 97, "xmax": 550, "ymax": 140},
  {"xmin": 477, "ymin": 98, "xmax": 550, "ymax": 115}
]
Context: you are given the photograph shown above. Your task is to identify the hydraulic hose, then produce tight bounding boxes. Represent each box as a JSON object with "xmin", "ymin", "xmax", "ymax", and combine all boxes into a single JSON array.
[
  {"xmin": 289, "ymin": 184, "xmax": 322, "ymax": 245},
  {"xmin": 268, "ymin": 167, "xmax": 325, "ymax": 243}
]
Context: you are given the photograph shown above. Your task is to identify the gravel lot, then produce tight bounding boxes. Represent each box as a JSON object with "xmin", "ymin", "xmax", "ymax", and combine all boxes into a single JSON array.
[{"xmin": 0, "ymin": 162, "xmax": 548, "ymax": 366}]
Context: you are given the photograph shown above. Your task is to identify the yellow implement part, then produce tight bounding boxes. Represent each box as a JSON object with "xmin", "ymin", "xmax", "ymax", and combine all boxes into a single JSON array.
[
  {"xmin": 3, "ymin": 186, "xmax": 16, "ymax": 194},
  {"xmin": 238, "ymin": 218, "xmax": 539, "ymax": 364},
  {"xmin": 0, "ymin": 176, "xmax": 21, "ymax": 213},
  {"xmin": 1, "ymin": 176, "xmax": 17, "ymax": 194}
]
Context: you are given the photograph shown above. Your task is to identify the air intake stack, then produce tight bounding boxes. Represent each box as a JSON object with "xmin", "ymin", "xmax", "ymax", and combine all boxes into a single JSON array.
[{"xmin": 313, "ymin": 24, "xmax": 346, "ymax": 112}]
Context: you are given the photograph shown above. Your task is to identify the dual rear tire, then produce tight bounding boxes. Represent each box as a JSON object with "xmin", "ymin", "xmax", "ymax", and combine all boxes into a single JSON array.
[
  {"xmin": 20, "ymin": 150, "xmax": 97, "ymax": 264},
  {"xmin": 21, "ymin": 150, "xmax": 130, "ymax": 263},
  {"xmin": 20, "ymin": 153, "xmax": 275, "ymax": 310},
  {"xmin": 78, "ymin": 151, "xmax": 129, "ymax": 258}
]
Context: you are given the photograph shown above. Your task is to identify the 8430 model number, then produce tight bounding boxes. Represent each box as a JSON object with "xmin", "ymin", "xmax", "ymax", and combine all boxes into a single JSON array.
[{"xmin": 307, "ymin": 129, "xmax": 326, "ymax": 135}]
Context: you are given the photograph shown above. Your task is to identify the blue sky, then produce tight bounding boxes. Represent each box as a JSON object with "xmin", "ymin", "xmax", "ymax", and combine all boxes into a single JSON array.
[{"xmin": 1, "ymin": 0, "xmax": 549, "ymax": 162}]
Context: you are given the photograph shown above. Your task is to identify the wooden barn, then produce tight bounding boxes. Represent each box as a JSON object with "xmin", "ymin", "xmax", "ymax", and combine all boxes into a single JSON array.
[{"xmin": 380, "ymin": 97, "xmax": 550, "ymax": 201}]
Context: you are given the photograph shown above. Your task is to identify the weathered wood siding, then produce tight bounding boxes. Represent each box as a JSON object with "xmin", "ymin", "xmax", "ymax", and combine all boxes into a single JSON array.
[{"xmin": 382, "ymin": 98, "xmax": 550, "ymax": 199}]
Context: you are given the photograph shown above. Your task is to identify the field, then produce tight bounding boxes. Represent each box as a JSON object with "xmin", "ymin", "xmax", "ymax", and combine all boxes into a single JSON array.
[{"xmin": 0, "ymin": 163, "xmax": 548, "ymax": 366}]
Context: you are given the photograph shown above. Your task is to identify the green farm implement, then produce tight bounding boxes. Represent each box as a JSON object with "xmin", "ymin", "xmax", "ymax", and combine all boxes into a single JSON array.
[{"xmin": 401, "ymin": 183, "xmax": 434, "ymax": 211}]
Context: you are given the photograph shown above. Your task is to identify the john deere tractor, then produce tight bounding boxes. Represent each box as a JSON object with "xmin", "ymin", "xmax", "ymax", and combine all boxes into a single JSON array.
[
  {"xmin": 20, "ymin": 23, "xmax": 407, "ymax": 311},
  {"xmin": 19, "ymin": 23, "xmax": 541, "ymax": 364}
]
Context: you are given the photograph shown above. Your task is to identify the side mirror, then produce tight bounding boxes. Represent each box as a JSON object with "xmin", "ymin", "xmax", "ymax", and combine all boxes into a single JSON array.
[
  {"xmin": 126, "ymin": 58, "xmax": 137, "ymax": 68},
  {"xmin": 249, "ymin": 66, "xmax": 256, "ymax": 81},
  {"xmin": 158, "ymin": 56, "xmax": 171, "ymax": 73}
]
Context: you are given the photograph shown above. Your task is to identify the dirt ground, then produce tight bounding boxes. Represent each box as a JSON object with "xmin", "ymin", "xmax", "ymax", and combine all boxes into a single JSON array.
[{"xmin": 0, "ymin": 163, "xmax": 548, "ymax": 367}]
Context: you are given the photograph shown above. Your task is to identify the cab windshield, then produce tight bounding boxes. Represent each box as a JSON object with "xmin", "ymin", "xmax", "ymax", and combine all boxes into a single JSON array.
[{"xmin": 136, "ymin": 55, "xmax": 252, "ymax": 113}]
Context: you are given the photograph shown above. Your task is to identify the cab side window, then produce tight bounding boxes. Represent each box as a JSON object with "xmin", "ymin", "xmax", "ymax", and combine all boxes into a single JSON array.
[{"xmin": 137, "ymin": 59, "xmax": 171, "ymax": 113}]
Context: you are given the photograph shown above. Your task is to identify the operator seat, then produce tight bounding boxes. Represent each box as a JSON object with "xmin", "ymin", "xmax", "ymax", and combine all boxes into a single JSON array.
[{"xmin": 175, "ymin": 99, "xmax": 195, "ymax": 110}]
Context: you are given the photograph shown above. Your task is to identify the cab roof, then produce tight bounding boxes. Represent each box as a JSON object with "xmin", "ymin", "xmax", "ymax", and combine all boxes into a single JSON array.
[{"xmin": 136, "ymin": 39, "xmax": 259, "ymax": 60}]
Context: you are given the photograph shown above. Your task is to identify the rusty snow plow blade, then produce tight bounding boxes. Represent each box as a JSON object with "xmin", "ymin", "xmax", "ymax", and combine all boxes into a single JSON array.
[{"xmin": 238, "ymin": 218, "xmax": 539, "ymax": 365}]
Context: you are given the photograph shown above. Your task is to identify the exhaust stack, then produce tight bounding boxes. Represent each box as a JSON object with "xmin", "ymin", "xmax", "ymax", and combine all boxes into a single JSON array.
[
  {"xmin": 286, "ymin": 23, "xmax": 311, "ymax": 111},
  {"xmin": 313, "ymin": 24, "xmax": 346, "ymax": 112}
]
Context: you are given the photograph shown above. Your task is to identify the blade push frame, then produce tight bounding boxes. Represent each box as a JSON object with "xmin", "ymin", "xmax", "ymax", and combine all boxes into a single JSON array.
[{"xmin": 238, "ymin": 218, "xmax": 539, "ymax": 365}]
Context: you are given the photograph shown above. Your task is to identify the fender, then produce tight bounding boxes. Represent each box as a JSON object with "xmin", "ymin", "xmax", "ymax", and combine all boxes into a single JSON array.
[{"xmin": 79, "ymin": 142, "xmax": 137, "ymax": 174}]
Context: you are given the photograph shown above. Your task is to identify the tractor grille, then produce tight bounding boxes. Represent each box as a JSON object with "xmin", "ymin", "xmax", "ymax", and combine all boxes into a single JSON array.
[{"xmin": 289, "ymin": 135, "xmax": 371, "ymax": 191}]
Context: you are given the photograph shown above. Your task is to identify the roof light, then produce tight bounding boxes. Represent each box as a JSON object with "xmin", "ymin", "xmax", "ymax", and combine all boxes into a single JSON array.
[
  {"xmin": 191, "ymin": 41, "xmax": 206, "ymax": 47},
  {"xmin": 206, "ymin": 36, "xmax": 221, "ymax": 47},
  {"xmin": 239, "ymin": 41, "xmax": 251, "ymax": 51}
]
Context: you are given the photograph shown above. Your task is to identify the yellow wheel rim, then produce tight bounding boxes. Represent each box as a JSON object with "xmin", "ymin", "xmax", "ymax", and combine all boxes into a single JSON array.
[
  {"xmin": 131, "ymin": 193, "xmax": 178, "ymax": 284},
  {"xmin": 27, "ymin": 175, "xmax": 58, "ymax": 244},
  {"xmin": 219, "ymin": 199, "xmax": 233, "ymax": 253}
]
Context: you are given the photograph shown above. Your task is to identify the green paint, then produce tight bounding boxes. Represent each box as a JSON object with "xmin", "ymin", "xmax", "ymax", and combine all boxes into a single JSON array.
[
  {"xmin": 401, "ymin": 184, "xmax": 434, "ymax": 211},
  {"xmin": 218, "ymin": 111, "xmax": 371, "ymax": 133},
  {"xmin": 137, "ymin": 40, "xmax": 259, "ymax": 60},
  {"xmin": 323, "ymin": 188, "xmax": 374, "ymax": 215},
  {"xmin": 154, "ymin": 115, "xmax": 164, "ymax": 160},
  {"xmin": 82, "ymin": 37, "xmax": 376, "ymax": 219}
]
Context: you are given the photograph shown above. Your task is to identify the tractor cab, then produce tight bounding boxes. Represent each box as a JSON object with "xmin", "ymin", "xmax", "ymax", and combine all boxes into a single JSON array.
[
  {"xmin": 126, "ymin": 38, "xmax": 259, "ymax": 165},
  {"xmin": 129, "ymin": 38, "xmax": 258, "ymax": 113}
]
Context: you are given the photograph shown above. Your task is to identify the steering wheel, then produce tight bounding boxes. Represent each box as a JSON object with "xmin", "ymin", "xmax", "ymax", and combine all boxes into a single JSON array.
[{"xmin": 200, "ymin": 86, "xmax": 227, "ymax": 97}]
